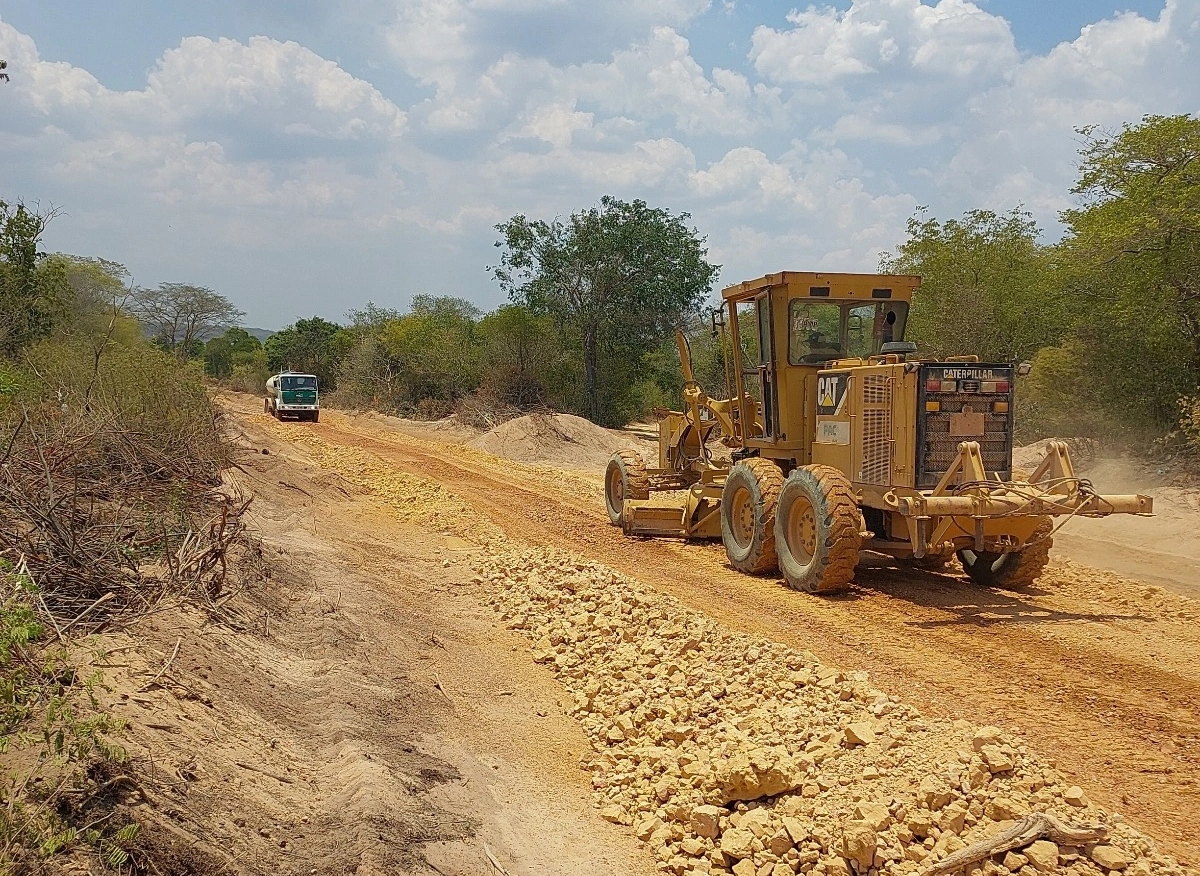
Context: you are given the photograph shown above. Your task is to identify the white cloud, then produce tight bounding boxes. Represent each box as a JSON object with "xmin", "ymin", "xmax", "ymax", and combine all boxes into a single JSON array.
[
  {"xmin": 1, "ymin": 2, "xmax": 1196, "ymax": 326},
  {"xmin": 750, "ymin": 0, "xmax": 1018, "ymax": 86}
]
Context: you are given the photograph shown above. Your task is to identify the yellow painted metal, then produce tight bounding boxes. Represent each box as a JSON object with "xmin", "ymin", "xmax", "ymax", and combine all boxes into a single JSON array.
[{"xmin": 617, "ymin": 269, "xmax": 1153, "ymax": 570}]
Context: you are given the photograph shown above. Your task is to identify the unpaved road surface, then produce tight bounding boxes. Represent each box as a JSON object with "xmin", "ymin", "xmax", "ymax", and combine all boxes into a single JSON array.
[{"xmin": 219, "ymin": 398, "xmax": 1200, "ymax": 871}]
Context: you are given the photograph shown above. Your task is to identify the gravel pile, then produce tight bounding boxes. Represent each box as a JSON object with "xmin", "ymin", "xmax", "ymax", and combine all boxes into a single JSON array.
[{"xmin": 476, "ymin": 548, "xmax": 1184, "ymax": 876}]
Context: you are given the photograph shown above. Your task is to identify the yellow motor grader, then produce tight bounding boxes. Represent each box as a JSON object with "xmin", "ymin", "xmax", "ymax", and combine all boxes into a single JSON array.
[{"xmin": 604, "ymin": 271, "xmax": 1153, "ymax": 592}]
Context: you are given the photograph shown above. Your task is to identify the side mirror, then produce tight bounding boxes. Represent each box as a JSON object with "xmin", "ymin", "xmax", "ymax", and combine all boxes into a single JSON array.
[{"xmin": 1017, "ymin": 362, "xmax": 1032, "ymax": 376}]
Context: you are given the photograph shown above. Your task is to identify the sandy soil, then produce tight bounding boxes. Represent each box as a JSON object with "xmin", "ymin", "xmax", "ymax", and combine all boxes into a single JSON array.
[
  {"xmin": 222, "ymin": 400, "xmax": 1200, "ymax": 869},
  {"xmin": 78, "ymin": 406, "xmax": 655, "ymax": 875}
]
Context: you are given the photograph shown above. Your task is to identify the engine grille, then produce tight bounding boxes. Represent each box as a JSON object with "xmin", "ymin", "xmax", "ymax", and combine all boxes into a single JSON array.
[
  {"xmin": 917, "ymin": 366, "xmax": 1014, "ymax": 488},
  {"xmin": 860, "ymin": 374, "xmax": 893, "ymax": 486}
]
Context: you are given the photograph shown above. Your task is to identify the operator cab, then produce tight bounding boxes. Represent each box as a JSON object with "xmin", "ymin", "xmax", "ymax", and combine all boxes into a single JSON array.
[{"xmin": 721, "ymin": 271, "xmax": 921, "ymax": 449}]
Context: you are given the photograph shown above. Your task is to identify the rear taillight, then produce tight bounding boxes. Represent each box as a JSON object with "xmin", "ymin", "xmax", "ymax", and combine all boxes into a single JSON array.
[
  {"xmin": 980, "ymin": 380, "xmax": 1010, "ymax": 393},
  {"xmin": 925, "ymin": 379, "xmax": 957, "ymax": 393}
]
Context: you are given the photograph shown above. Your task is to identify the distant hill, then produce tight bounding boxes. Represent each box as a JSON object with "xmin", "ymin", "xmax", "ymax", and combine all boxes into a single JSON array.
[{"xmin": 242, "ymin": 327, "xmax": 274, "ymax": 343}]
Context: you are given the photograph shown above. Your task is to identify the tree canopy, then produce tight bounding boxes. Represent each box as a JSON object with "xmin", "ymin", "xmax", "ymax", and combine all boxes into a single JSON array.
[
  {"xmin": 265, "ymin": 316, "xmax": 350, "ymax": 386},
  {"xmin": 493, "ymin": 195, "xmax": 718, "ymax": 425},
  {"xmin": 130, "ymin": 283, "xmax": 245, "ymax": 360},
  {"xmin": 879, "ymin": 207, "xmax": 1065, "ymax": 363}
]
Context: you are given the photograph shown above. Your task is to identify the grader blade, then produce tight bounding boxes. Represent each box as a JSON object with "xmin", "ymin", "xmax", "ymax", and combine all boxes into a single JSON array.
[{"xmin": 622, "ymin": 501, "xmax": 690, "ymax": 537}]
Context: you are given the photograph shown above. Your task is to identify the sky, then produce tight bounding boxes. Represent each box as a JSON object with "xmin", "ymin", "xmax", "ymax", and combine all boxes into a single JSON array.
[{"xmin": 0, "ymin": 0, "xmax": 1196, "ymax": 328}]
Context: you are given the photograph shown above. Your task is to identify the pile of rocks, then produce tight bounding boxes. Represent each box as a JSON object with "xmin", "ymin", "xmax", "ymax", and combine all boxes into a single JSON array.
[{"xmin": 475, "ymin": 548, "xmax": 1184, "ymax": 876}]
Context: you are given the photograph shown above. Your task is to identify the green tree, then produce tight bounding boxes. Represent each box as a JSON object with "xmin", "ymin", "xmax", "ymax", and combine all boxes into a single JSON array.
[
  {"xmin": 1058, "ymin": 114, "xmax": 1200, "ymax": 427},
  {"xmin": 492, "ymin": 196, "xmax": 718, "ymax": 425},
  {"xmin": 376, "ymin": 296, "xmax": 481, "ymax": 404},
  {"xmin": 476, "ymin": 304, "xmax": 565, "ymax": 407},
  {"xmin": 203, "ymin": 327, "xmax": 262, "ymax": 379},
  {"xmin": 265, "ymin": 317, "xmax": 350, "ymax": 387},
  {"xmin": 129, "ymin": 283, "xmax": 245, "ymax": 360},
  {"xmin": 0, "ymin": 200, "xmax": 68, "ymax": 356},
  {"xmin": 879, "ymin": 207, "xmax": 1064, "ymax": 362}
]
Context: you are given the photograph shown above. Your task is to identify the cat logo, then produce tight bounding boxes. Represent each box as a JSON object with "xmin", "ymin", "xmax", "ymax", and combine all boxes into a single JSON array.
[{"xmin": 816, "ymin": 374, "xmax": 848, "ymax": 416}]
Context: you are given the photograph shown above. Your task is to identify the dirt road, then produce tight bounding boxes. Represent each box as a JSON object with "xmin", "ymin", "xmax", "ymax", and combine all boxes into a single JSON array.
[{"xmin": 231, "ymin": 401, "xmax": 1200, "ymax": 868}]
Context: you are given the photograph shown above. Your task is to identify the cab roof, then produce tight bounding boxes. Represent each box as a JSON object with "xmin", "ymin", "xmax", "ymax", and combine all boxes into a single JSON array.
[{"xmin": 721, "ymin": 271, "xmax": 921, "ymax": 304}]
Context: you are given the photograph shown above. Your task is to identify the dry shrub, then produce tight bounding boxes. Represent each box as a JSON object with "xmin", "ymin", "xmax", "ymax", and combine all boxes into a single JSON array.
[
  {"xmin": 413, "ymin": 397, "xmax": 453, "ymax": 421},
  {"xmin": 0, "ymin": 340, "xmax": 248, "ymax": 629},
  {"xmin": 453, "ymin": 393, "xmax": 522, "ymax": 430}
]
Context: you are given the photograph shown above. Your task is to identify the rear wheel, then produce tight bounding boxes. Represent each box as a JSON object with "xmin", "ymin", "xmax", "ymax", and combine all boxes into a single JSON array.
[
  {"xmin": 720, "ymin": 458, "xmax": 783, "ymax": 574},
  {"xmin": 957, "ymin": 516, "xmax": 1053, "ymax": 587},
  {"xmin": 775, "ymin": 465, "xmax": 861, "ymax": 593},
  {"xmin": 605, "ymin": 451, "xmax": 649, "ymax": 525}
]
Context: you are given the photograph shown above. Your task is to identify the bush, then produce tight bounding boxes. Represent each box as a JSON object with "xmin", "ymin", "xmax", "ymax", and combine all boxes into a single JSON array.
[
  {"xmin": 0, "ymin": 562, "xmax": 136, "ymax": 870},
  {"xmin": 1, "ymin": 339, "xmax": 241, "ymax": 623}
]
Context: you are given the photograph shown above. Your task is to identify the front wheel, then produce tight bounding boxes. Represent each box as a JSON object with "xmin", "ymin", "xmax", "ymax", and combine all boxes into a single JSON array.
[
  {"xmin": 957, "ymin": 517, "xmax": 1053, "ymax": 587},
  {"xmin": 604, "ymin": 451, "xmax": 649, "ymax": 525},
  {"xmin": 311, "ymin": 410, "xmax": 319, "ymax": 423},
  {"xmin": 774, "ymin": 465, "xmax": 861, "ymax": 593}
]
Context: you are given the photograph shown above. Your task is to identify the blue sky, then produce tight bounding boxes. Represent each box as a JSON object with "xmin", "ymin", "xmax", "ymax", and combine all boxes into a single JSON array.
[{"xmin": 1, "ymin": 0, "xmax": 1195, "ymax": 327}]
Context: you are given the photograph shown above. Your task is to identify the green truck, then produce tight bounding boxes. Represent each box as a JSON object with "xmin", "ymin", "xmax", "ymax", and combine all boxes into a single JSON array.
[{"xmin": 265, "ymin": 372, "xmax": 320, "ymax": 422}]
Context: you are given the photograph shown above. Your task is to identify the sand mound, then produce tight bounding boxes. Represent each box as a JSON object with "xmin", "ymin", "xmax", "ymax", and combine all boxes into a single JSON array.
[{"xmin": 467, "ymin": 412, "xmax": 646, "ymax": 471}]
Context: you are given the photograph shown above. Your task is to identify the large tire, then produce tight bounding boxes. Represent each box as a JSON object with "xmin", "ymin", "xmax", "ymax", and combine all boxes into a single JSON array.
[
  {"xmin": 957, "ymin": 516, "xmax": 1053, "ymax": 588},
  {"xmin": 311, "ymin": 410, "xmax": 319, "ymax": 423},
  {"xmin": 774, "ymin": 465, "xmax": 862, "ymax": 593},
  {"xmin": 720, "ymin": 458, "xmax": 784, "ymax": 574},
  {"xmin": 605, "ymin": 451, "xmax": 649, "ymax": 525}
]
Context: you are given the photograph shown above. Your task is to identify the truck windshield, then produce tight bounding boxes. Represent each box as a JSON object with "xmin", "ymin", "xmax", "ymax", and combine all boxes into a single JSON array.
[
  {"xmin": 787, "ymin": 300, "xmax": 909, "ymax": 364},
  {"xmin": 281, "ymin": 376, "xmax": 317, "ymax": 390}
]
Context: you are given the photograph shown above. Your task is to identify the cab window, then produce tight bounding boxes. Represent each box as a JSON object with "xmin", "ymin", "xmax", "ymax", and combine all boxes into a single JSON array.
[
  {"xmin": 788, "ymin": 301, "xmax": 843, "ymax": 364},
  {"xmin": 788, "ymin": 301, "xmax": 909, "ymax": 365}
]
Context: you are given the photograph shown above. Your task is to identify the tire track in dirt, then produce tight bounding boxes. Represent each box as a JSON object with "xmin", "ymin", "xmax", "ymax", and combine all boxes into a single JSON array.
[{"xmin": 293, "ymin": 414, "xmax": 1200, "ymax": 864}]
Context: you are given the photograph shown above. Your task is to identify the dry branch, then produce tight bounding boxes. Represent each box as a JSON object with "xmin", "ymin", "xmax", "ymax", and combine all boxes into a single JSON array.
[{"xmin": 923, "ymin": 811, "xmax": 1109, "ymax": 876}]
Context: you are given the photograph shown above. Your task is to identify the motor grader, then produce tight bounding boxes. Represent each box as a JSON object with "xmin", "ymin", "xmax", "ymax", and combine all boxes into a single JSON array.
[{"xmin": 604, "ymin": 271, "xmax": 1153, "ymax": 593}]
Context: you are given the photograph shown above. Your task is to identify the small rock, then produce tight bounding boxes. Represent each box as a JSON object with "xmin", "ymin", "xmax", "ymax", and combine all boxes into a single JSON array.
[
  {"xmin": 1002, "ymin": 852, "xmax": 1027, "ymax": 871},
  {"xmin": 853, "ymin": 802, "xmax": 892, "ymax": 832},
  {"xmin": 1063, "ymin": 786, "xmax": 1089, "ymax": 807},
  {"xmin": 1024, "ymin": 840, "xmax": 1059, "ymax": 872},
  {"xmin": 691, "ymin": 805, "xmax": 725, "ymax": 840},
  {"xmin": 1089, "ymin": 845, "xmax": 1130, "ymax": 870},
  {"xmin": 979, "ymin": 745, "xmax": 1014, "ymax": 773},
  {"xmin": 971, "ymin": 726, "xmax": 1004, "ymax": 752},
  {"xmin": 822, "ymin": 857, "xmax": 853, "ymax": 876},
  {"xmin": 845, "ymin": 722, "xmax": 876, "ymax": 746},
  {"xmin": 741, "ymin": 808, "xmax": 772, "ymax": 838},
  {"xmin": 732, "ymin": 861, "xmax": 756, "ymax": 876},
  {"xmin": 720, "ymin": 827, "xmax": 757, "ymax": 860},
  {"xmin": 782, "ymin": 816, "xmax": 809, "ymax": 845},
  {"xmin": 600, "ymin": 804, "xmax": 625, "ymax": 824},
  {"xmin": 680, "ymin": 837, "xmax": 706, "ymax": 856},
  {"xmin": 986, "ymin": 798, "xmax": 1023, "ymax": 821},
  {"xmin": 840, "ymin": 820, "xmax": 878, "ymax": 870}
]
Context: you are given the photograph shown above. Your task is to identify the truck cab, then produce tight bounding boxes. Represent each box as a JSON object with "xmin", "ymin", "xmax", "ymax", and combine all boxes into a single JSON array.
[{"xmin": 265, "ymin": 372, "xmax": 320, "ymax": 422}]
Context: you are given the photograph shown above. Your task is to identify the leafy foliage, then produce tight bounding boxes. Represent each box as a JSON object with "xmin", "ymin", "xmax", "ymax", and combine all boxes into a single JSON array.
[
  {"xmin": 879, "ymin": 207, "xmax": 1066, "ymax": 362},
  {"xmin": 129, "ymin": 283, "xmax": 245, "ymax": 360},
  {"xmin": 265, "ymin": 316, "xmax": 351, "ymax": 387},
  {"xmin": 0, "ymin": 565, "xmax": 135, "ymax": 871},
  {"xmin": 493, "ymin": 196, "xmax": 718, "ymax": 426},
  {"xmin": 0, "ymin": 201, "xmax": 68, "ymax": 357},
  {"xmin": 1057, "ymin": 114, "xmax": 1200, "ymax": 430}
]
